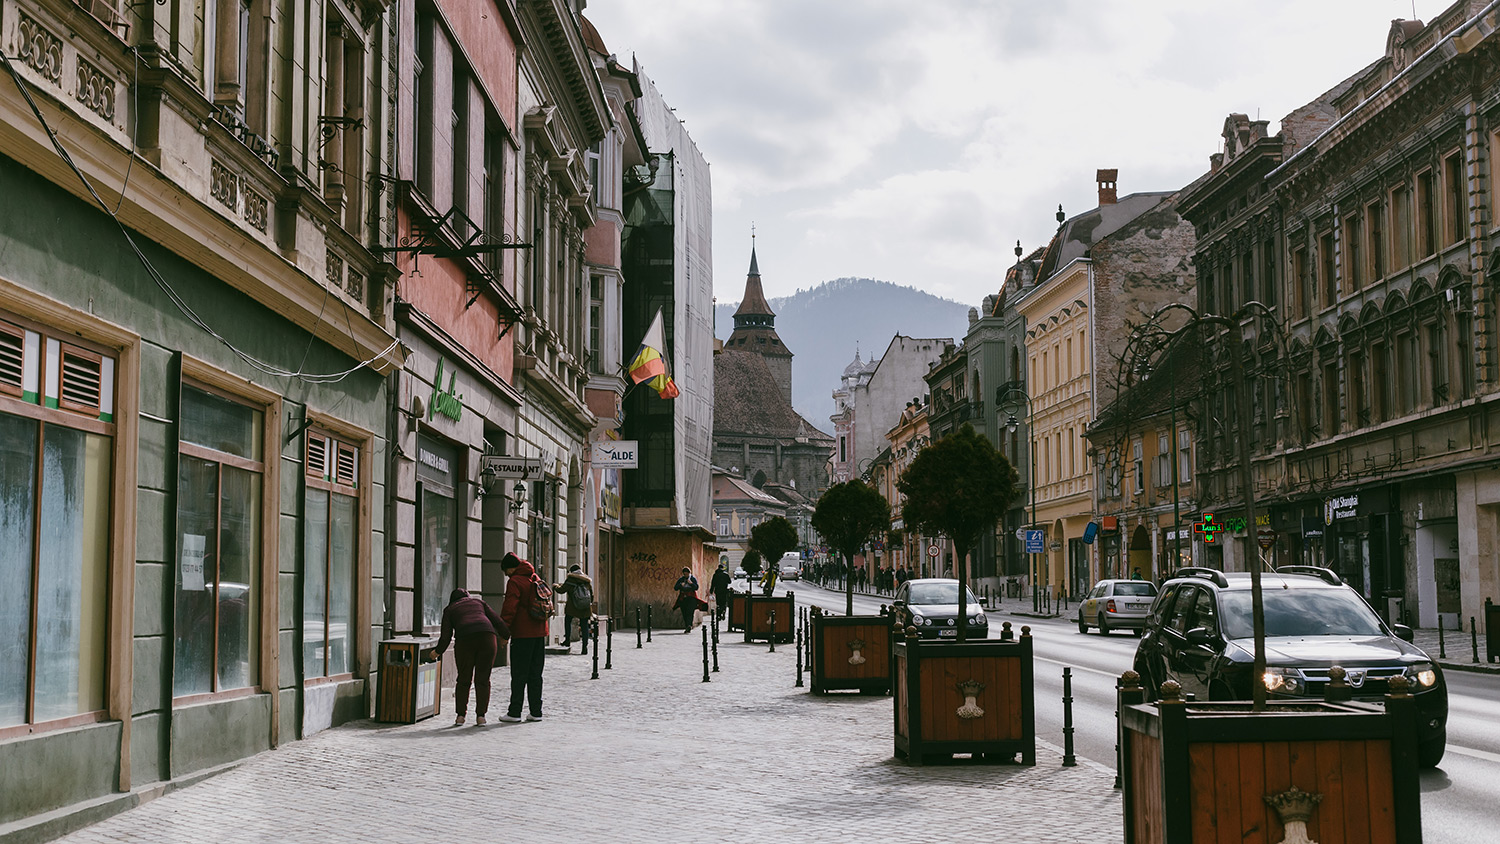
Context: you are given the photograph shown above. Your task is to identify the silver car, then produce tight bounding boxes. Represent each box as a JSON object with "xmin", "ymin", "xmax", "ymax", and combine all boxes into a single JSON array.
[{"xmin": 1077, "ymin": 579, "xmax": 1158, "ymax": 635}]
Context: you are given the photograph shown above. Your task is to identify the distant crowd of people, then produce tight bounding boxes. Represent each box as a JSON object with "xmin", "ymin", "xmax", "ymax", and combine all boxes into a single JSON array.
[{"xmin": 805, "ymin": 561, "xmax": 934, "ymax": 595}]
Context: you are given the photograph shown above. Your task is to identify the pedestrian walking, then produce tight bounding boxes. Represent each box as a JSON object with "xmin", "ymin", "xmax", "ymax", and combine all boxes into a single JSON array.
[
  {"xmin": 710, "ymin": 562, "xmax": 732, "ymax": 620},
  {"xmin": 428, "ymin": 589, "xmax": 509, "ymax": 726},
  {"xmin": 673, "ymin": 567, "xmax": 701, "ymax": 632},
  {"xmin": 499, "ymin": 552, "xmax": 549, "ymax": 722},
  {"xmin": 554, "ymin": 564, "xmax": 594, "ymax": 652}
]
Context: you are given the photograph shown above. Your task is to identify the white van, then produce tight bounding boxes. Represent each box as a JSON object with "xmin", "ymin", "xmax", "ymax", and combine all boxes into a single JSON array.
[{"xmin": 777, "ymin": 552, "xmax": 802, "ymax": 581}]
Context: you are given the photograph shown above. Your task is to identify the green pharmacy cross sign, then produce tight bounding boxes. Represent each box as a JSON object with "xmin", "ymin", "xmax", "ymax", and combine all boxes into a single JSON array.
[{"xmin": 1193, "ymin": 513, "xmax": 1225, "ymax": 545}]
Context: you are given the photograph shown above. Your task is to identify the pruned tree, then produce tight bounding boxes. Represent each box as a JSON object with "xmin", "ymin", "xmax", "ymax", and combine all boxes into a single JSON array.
[
  {"xmin": 749, "ymin": 516, "xmax": 799, "ymax": 573},
  {"xmin": 812, "ymin": 480, "xmax": 891, "ymax": 615},
  {"xmin": 742, "ymin": 549, "xmax": 763, "ymax": 578},
  {"xmin": 897, "ymin": 424, "xmax": 1019, "ymax": 641}
]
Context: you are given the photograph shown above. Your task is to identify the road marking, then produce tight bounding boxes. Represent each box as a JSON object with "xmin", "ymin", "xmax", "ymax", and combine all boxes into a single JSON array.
[
  {"xmin": 1447, "ymin": 744, "xmax": 1500, "ymax": 765},
  {"xmin": 1034, "ymin": 655, "xmax": 1123, "ymax": 680}
]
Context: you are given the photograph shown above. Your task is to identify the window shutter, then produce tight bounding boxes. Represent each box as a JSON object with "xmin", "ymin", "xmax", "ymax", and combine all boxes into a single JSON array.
[
  {"xmin": 335, "ymin": 443, "xmax": 357, "ymax": 487},
  {"xmin": 58, "ymin": 345, "xmax": 103, "ymax": 413},
  {"xmin": 0, "ymin": 321, "xmax": 22, "ymax": 395},
  {"xmin": 307, "ymin": 433, "xmax": 329, "ymax": 479}
]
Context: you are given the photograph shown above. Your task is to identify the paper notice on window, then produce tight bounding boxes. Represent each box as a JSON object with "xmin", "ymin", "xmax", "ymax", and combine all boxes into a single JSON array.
[{"xmin": 182, "ymin": 534, "xmax": 207, "ymax": 591}]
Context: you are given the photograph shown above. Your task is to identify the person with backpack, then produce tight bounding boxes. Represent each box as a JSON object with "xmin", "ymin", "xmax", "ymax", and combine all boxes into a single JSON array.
[
  {"xmin": 554, "ymin": 564, "xmax": 594, "ymax": 652},
  {"xmin": 428, "ymin": 589, "xmax": 509, "ymax": 726},
  {"xmin": 498, "ymin": 552, "xmax": 550, "ymax": 722},
  {"xmin": 710, "ymin": 562, "xmax": 732, "ymax": 620},
  {"xmin": 672, "ymin": 567, "xmax": 701, "ymax": 633}
]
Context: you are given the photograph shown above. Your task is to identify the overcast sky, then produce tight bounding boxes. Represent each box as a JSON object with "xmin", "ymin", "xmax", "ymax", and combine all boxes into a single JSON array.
[{"xmin": 586, "ymin": 0, "xmax": 1455, "ymax": 310}]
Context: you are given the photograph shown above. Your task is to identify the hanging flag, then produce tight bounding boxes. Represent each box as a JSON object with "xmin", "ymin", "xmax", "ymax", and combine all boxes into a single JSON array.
[{"xmin": 628, "ymin": 309, "xmax": 680, "ymax": 399}]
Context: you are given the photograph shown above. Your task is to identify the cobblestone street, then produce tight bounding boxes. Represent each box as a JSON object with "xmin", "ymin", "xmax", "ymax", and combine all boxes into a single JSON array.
[{"xmin": 54, "ymin": 622, "xmax": 1120, "ymax": 844}]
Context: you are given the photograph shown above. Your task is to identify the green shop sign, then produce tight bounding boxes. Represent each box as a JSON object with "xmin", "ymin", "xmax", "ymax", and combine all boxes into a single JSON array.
[{"xmin": 429, "ymin": 358, "xmax": 464, "ymax": 422}]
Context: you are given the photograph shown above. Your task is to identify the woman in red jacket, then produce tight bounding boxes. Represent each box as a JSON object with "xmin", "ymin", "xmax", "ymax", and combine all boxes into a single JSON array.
[{"xmin": 431, "ymin": 589, "xmax": 509, "ymax": 726}]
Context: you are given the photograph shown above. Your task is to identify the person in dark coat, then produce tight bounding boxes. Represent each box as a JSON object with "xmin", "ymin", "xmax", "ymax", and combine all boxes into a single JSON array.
[
  {"xmin": 429, "ymin": 588, "xmax": 509, "ymax": 726},
  {"xmin": 710, "ymin": 563, "xmax": 732, "ymax": 620},
  {"xmin": 672, "ymin": 567, "xmax": 700, "ymax": 632},
  {"xmin": 554, "ymin": 564, "xmax": 594, "ymax": 651},
  {"xmin": 499, "ymin": 553, "xmax": 548, "ymax": 722}
]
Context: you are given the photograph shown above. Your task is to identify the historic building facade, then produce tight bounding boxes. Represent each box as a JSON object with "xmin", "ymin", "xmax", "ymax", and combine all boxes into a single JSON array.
[{"xmin": 829, "ymin": 336, "xmax": 949, "ymax": 484}]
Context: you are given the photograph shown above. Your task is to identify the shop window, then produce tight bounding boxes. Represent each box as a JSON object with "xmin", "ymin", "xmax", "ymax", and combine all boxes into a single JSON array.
[
  {"xmin": 304, "ymin": 431, "xmax": 359, "ymax": 678},
  {"xmin": 416, "ymin": 436, "xmax": 458, "ymax": 630},
  {"xmin": 0, "ymin": 324, "xmax": 114, "ymax": 728},
  {"xmin": 175, "ymin": 384, "xmax": 264, "ymax": 697}
]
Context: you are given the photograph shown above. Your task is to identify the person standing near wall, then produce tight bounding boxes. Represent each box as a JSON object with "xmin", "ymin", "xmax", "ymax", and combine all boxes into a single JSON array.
[
  {"xmin": 499, "ymin": 552, "xmax": 549, "ymax": 722},
  {"xmin": 554, "ymin": 564, "xmax": 594, "ymax": 652}
]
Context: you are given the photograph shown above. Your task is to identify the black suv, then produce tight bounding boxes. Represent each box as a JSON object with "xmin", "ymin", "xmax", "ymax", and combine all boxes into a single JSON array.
[{"xmin": 1132, "ymin": 566, "xmax": 1447, "ymax": 767}]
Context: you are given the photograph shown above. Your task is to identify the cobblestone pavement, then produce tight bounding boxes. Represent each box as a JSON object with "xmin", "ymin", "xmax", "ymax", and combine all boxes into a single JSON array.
[
  {"xmin": 1411, "ymin": 626, "xmax": 1500, "ymax": 674},
  {"xmin": 56, "ymin": 622, "xmax": 1121, "ymax": 844}
]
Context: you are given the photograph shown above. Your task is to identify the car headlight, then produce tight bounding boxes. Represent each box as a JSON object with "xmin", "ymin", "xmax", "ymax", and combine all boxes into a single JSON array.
[
  {"xmin": 911, "ymin": 613, "xmax": 925, "ymax": 626},
  {"xmin": 1405, "ymin": 662, "xmax": 1438, "ymax": 689},
  {"xmin": 1263, "ymin": 666, "xmax": 1304, "ymax": 695},
  {"xmin": 971, "ymin": 613, "xmax": 985, "ymax": 625}
]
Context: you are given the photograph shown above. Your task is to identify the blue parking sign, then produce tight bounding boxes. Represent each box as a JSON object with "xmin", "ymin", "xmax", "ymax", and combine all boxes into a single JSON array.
[{"xmin": 1024, "ymin": 529, "xmax": 1045, "ymax": 554}]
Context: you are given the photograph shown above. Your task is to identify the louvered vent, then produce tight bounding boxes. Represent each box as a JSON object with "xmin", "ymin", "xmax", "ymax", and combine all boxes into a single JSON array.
[
  {"xmin": 335, "ymin": 443, "xmax": 357, "ymax": 487},
  {"xmin": 59, "ymin": 348, "xmax": 102, "ymax": 411},
  {"xmin": 0, "ymin": 323, "xmax": 21, "ymax": 393},
  {"xmin": 307, "ymin": 434, "xmax": 328, "ymax": 479}
]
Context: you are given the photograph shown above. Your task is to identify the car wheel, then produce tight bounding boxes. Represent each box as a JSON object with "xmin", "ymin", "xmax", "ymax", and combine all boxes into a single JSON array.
[
  {"xmin": 1078, "ymin": 612, "xmax": 1089, "ymax": 634},
  {"xmin": 1097, "ymin": 613, "xmax": 1111, "ymax": 635},
  {"xmin": 1419, "ymin": 730, "xmax": 1447, "ymax": 768}
]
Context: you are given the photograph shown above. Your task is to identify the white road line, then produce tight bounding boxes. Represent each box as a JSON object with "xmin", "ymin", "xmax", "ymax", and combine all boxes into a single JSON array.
[
  {"xmin": 1447, "ymin": 744, "xmax": 1500, "ymax": 765},
  {"xmin": 1034, "ymin": 655, "xmax": 1125, "ymax": 680}
]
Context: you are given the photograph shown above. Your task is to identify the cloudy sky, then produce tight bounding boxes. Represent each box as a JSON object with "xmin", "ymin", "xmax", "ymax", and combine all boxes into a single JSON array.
[{"xmin": 586, "ymin": 0, "xmax": 1455, "ymax": 310}]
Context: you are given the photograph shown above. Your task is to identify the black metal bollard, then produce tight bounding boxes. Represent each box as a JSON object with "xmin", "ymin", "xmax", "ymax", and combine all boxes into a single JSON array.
[
  {"xmin": 636, "ymin": 608, "xmax": 643, "ymax": 649},
  {"xmin": 1439, "ymin": 618, "xmax": 1447, "ymax": 658},
  {"xmin": 647, "ymin": 606, "xmax": 653, "ymax": 642},
  {"xmin": 1062, "ymin": 667, "xmax": 1076, "ymax": 767},
  {"xmin": 795, "ymin": 623, "xmax": 804, "ymax": 687},
  {"xmin": 591, "ymin": 621, "xmax": 600, "ymax": 680},
  {"xmin": 1473, "ymin": 616, "xmax": 1480, "ymax": 663},
  {"xmin": 711, "ymin": 618, "xmax": 719, "ymax": 672},
  {"xmin": 702, "ymin": 626, "xmax": 711, "ymax": 683},
  {"xmin": 605, "ymin": 618, "xmax": 613, "ymax": 669},
  {"xmin": 581, "ymin": 617, "xmax": 589, "ymax": 656},
  {"xmin": 769, "ymin": 609, "xmax": 777, "ymax": 652}
]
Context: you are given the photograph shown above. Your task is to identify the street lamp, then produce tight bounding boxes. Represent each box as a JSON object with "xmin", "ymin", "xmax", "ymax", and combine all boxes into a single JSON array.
[{"xmin": 998, "ymin": 384, "xmax": 1039, "ymax": 613}]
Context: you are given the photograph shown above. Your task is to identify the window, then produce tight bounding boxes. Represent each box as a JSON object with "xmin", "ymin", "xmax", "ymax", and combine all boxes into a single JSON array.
[
  {"xmin": 1067, "ymin": 427, "xmax": 1076, "ymax": 478},
  {"xmin": 1319, "ymin": 231, "xmax": 1336, "ymax": 307},
  {"xmin": 1131, "ymin": 437, "xmax": 1144, "ymax": 495},
  {"xmin": 839, "ymin": 436, "xmax": 847, "ymax": 464},
  {"xmin": 484, "ymin": 127, "xmax": 505, "ymax": 276},
  {"xmin": 321, "ymin": 16, "xmax": 365, "ymax": 230},
  {"xmin": 1444, "ymin": 150, "xmax": 1465, "ymax": 247},
  {"xmin": 1177, "ymin": 427, "xmax": 1192, "ymax": 484},
  {"xmin": 304, "ymin": 431, "xmax": 359, "ymax": 679},
  {"xmin": 1296, "ymin": 372, "xmax": 1314, "ymax": 440},
  {"xmin": 717, "ymin": 517, "xmax": 728, "ymax": 536},
  {"xmin": 1370, "ymin": 341, "xmax": 1388, "ymax": 422},
  {"xmin": 1291, "ymin": 245, "xmax": 1309, "ymax": 319},
  {"xmin": 1041, "ymin": 351, "xmax": 1048, "ymax": 391},
  {"xmin": 1065, "ymin": 336, "xmax": 1073, "ymax": 381},
  {"xmin": 213, "ymin": 0, "xmax": 259, "ymax": 124},
  {"xmin": 1321, "ymin": 360, "xmax": 1340, "ymax": 436},
  {"xmin": 1417, "ymin": 169, "xmax": 1436, "ymax": 258},
  {"xmin": 1203, "ymin": 268, "xmax": 1217, "ymax": 314},
  {"xmin": 1397, "ymin": 331, "xmax": 1418, "ymax": 415},
  {"xmin": 175, "ymin": 385, "xmax": 264, "ymax": 697},
  {"xmin": 415, "ymin": 12, "xmax": 436, "ymax": 198},
  {"xmin": 1390, "ymin": 185, "xmax": 1410, "ymax": 268},
  {"xmin": 588, "ymin": 275, "xmax": 603, "ymax": 375},
  {"xmin": 0, "ymin": 323, "xmax": 114, "ymax": 728},
  {"xmin": 1366, "ymin": 201, "xmax": 1385, "ymax": 281},
  {"xmin": 1241, "ymin": 251, "xmax": 1255, "ymax": 310},
  {"xmin": 1428, "ymin": 322, "xmax": 1449, "ymax": 405},
  {"xmin": 1342, "ymin": 213, "xmax": 1362, "ymax": 293},
  {"xmin": 1156, "ymin": 431, "xmax": 1170, "ymax": 491},
  {"xmin": 1052, "ymin": 344, "xmax": 1060, "ymax": 385},
  {"xmin": 1261, "ymin": 237, "xmax": 1277, "ymax": 306},
  {"xmin": 1078, "ymin": 329, "xmax": 1087, "ymax": 374},
  {"xmin": 1348, "ymin": 349, "xmax": 1367, "ymax": 428}
]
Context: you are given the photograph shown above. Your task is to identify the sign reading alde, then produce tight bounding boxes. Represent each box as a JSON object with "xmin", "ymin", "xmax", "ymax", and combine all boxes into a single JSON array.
[
  {"xmin": 429, "ymin": 359, "xmax": 463, "ymax": 422},
  {"xmin": 590, "ymin": 440, "xmax": 639, "ymax": 469}
]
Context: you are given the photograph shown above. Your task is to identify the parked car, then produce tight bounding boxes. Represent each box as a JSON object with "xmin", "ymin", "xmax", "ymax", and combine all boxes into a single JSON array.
[
  {"xmin": 732, "ymin": 566, "xmax": 748, "ymax": 580},
  {"xmin": 892, "ymin": 578, "xmax": 987, "ymax": 639},
  {"xmin": 1077, "ymin": 579, "xmax": 1158, "ymax": 635},
  {"xmin": 1132, "ymin": 566, "xmax": 1448, "ymax": 767}
]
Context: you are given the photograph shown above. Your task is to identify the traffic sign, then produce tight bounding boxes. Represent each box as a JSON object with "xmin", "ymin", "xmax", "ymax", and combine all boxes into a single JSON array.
[
  {"xmin": 927, "ymin": 544, "xmax": 941, "ymax": 557},
  {"xmin": 1257, "ymin": 527, "xmax": 1278, "ymax": 550},
  {"xmin": 1024, "ymin": 529, "xmax": 1045, "ymax": 554}
]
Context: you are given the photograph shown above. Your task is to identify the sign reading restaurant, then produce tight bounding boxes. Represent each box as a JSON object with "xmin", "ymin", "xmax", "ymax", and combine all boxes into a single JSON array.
[
  {"xmin": 1325, "ymin": 494, "xmax": 1358, "ymax": 524},
  {"xmin": 482, "ymin": 455, "xmax": 544, "ymax": 479}
]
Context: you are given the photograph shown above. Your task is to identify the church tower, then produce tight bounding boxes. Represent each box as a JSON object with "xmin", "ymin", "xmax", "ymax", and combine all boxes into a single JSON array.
[{"xmin": 725, "ymin": 243, "xmax": 794, "ymax": 406}]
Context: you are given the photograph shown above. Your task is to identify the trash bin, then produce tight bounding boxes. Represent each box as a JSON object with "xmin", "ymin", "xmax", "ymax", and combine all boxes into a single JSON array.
[
  {"xmin": 1487, "ymin": 598, "xmax": 1499, "ymax": 664},
  {"xmin": 376, "ymin": 636, "xmax": 441, "ymax": 723}
]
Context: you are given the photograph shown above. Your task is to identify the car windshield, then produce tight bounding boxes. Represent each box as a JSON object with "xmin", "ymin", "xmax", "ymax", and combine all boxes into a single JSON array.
[
  {"xmin": 1219, "ymin": 588, "xmax": 1385, "ymax": 639},
  {"xmin": 1113, "ymin": 583, "xmax": 1157, "ymax": 597},
  {"xmin": 907, "ymin": 583, "xmax": 978, "ymax": 605}
]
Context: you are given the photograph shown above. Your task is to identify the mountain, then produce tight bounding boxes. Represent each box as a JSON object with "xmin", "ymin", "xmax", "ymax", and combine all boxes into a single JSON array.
[{"xmin": 716, "ymin": 278, "xmax": 973, "ymax": 430}]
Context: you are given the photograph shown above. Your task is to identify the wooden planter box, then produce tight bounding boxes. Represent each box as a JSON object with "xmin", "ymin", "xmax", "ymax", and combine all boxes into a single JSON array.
[
  {"xmin": 743, "ymin": 592, "xmax": 795, "ymax": 643},
  {"xmin": 726, "ymin": 592, "xmax": 750, "ymax": 633},
  {"xmin": 1118, "ymin": 673, "xmax": 1423, "ymax": 843},
  {"xmin": 809, "ymin": 606, "xmax": 893, "ymax": 695},
  {"xmin": 893, "ymin": 622, "xmax": 1035, "ymax": 765}
]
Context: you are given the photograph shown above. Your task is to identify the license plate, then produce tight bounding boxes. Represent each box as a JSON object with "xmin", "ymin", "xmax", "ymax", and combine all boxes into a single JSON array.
[{"xmin": 938, "ymin": 629, "xmax": 957, "ymax": 637}]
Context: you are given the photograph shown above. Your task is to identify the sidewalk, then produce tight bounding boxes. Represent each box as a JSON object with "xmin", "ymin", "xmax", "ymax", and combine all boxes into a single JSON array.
[
  {"xmin": 1410, "ymin": 626, "xmax": 1500, "ymax": 675},
  {"xmin": 51, "ymin": 621, "xmax": 1121, "ymax": 844}
]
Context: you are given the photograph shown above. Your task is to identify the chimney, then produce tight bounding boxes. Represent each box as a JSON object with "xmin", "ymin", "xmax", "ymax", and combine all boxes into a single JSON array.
[{"xmin": 1097, "ymin": 169, "xmax": 1118, "ymax": 205}]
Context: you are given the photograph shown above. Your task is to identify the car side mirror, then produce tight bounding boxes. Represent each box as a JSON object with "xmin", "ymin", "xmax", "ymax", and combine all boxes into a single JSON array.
[
  {"xmin": 1185, "ymin": 627, "xmax": 1216, "ymax": 647},
  {"xmin": 1392, "ymin": 623, "xmax": 1414, "ymax": 643}
]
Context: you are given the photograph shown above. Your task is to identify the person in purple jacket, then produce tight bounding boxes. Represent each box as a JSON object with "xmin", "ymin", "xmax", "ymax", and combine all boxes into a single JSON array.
[{"xmin": 429, "ymin": 588, "xmax": 509, "ymax": 726}]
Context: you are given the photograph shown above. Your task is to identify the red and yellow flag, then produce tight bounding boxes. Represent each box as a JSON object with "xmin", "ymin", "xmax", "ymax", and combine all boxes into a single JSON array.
[{"xmin": 628, "ymin": 309, "xmax": 679, "ymax": 399}]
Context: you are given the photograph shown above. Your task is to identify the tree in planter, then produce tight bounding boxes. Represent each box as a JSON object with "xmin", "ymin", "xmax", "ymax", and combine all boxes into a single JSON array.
[
  {"xmin": 741, "ymin": 549, "xmax": 764, "ymax": 583},
  {"xmin": 812, "ymin": 480, "xmax": 891, "ymax": 615},
  {"xmin": 897, "ymin": 424, "xmax": 1019, "ymax": 641},
  {"xmin": 749, "ymin": 516, "xmax": 799, "ymax": 594}
]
